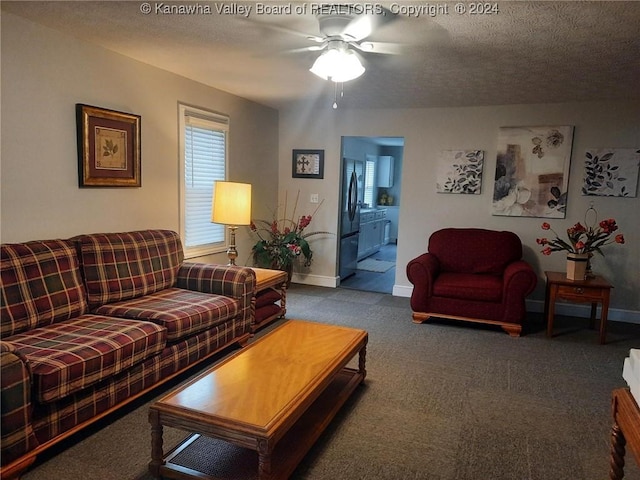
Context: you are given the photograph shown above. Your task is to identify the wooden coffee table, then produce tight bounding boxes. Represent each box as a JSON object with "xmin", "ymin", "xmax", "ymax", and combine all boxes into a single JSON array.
[{"xmin": 149, "ymin": 320, "xmax": 368, "ymax": 480}]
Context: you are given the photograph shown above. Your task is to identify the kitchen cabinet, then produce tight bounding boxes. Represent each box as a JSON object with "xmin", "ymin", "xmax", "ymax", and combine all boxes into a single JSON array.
[
  {"xmin": 358, "ymin": 209, "xmax": 386, "ymax": 260},
  {"xmin": 377, "ymin": 156, "xmax": 394, "ymax": 188}
]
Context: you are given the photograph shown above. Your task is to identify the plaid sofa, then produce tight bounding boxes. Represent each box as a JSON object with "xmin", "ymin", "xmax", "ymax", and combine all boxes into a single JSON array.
[{"xmin": 0, "ymin": 230, "xmax": 255, "ymax": 478}]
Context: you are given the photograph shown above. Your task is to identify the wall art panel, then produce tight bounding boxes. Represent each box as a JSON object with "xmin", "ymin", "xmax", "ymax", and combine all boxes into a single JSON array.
[
  {"xmin": 492, "ymin": 126, "xmax": 574, "ymax": 218},
  {"xmin": 582, "ymin": 148, "xmax": 640, "ymax": 197},
  {"xmin": 436, "ymin": 150, "xmax": 484, "ymax": 194}
]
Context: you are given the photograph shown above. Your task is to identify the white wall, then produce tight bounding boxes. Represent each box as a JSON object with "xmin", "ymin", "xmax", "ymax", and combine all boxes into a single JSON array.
[
  {"xmin": 279, "ymin": 102, "xmax": 640, "ymax": 317},
  {"xmin": 1, "ymin": 13, "xmax": 279, "ymax": 267}
]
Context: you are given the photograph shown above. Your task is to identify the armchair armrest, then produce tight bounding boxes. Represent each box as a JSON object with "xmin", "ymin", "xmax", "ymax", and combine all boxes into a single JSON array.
[
  {"xmin": 176, "ymin": 263, "xmax": 256, "ymax": 330},
  {"xmin": 406, "ymin": 253, "xmax": 440, "ymax": 311},
  {"xmin": 1, "ymin": 341, "xmax": 38, "ymax": 467},
  {"xmin": 501, "ymin": 260, "xmax": 538, "ymax": 322},
  {"xmin": 502, "ymin": 260, "xmax": 538, "ymax": 298}
]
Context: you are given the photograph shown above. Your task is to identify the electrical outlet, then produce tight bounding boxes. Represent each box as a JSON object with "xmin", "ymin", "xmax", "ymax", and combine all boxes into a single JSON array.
[{"xmin": 310, "ymin": 193, "xmax": 319, "ymax": 204}]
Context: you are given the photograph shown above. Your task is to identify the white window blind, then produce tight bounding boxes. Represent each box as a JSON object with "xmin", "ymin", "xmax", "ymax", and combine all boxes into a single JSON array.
[
  {"xmin": 179, "ymin": 105, "xmax": 228, "ymax": 258},
  {"xmin": 364, "ymin": 159, "xmax": 376, "ymax": 207}
]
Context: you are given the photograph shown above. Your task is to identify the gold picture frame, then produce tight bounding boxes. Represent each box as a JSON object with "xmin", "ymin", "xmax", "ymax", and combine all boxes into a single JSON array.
[{"xmin": 76, "ymin": 104, "xmax": 141, "ymax": 187}]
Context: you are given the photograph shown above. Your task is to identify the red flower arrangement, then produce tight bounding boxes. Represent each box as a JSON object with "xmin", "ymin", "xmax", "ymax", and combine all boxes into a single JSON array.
[
  {"xmin": 536, "ymin": 218, "xmax": 625, "ymax": 256},
  {"xmin": 250, "ymin": 191, "xmax": 330, "ymax": 269}
]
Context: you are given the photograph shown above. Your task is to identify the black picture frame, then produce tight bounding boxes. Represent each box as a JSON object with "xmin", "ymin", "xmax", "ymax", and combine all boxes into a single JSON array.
[{"xmin": 292, "ymin": 149, "xmax": 324, "ymax": 179}]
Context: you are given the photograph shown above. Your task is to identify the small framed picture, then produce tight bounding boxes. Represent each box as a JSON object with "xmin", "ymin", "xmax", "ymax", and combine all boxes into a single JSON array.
[
  {"xmin": 76, "ymin": 104, "xmax": 141, "ymax": 187},
  {"xmin": 292, "ymin": 149, "xmax": 324, "ymax": 179}
]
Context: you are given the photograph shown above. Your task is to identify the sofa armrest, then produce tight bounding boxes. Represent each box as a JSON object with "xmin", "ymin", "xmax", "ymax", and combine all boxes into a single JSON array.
[
  {"xmin": 406, "ymin": 253, "xmax": 440, "ymax": 310},
  {"xmin": 176, "ymin": 263, "xmax": 256, "ymax": 329},
  {"xmin": 1, "ymin": 342, "xmax": 38, "ymax": 467}
]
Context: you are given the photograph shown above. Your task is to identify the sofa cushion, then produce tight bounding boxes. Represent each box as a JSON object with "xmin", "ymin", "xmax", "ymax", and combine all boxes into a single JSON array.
[
  {"xmin": 1, "ymin": 240, "xmax": 87, "ymax": 337},
  {"xmin": 92, "ymin": 288, "xmax": 239, "ymax": 342},
  {"xmin": 77, "ymin": 230, "xmax": 184, "ymax": 308},
  {"xmin": 433, "ymin": 272, "xmax": 503, "ymax": 302},
  {"xmin": 5, "ymin": 315, "xmax": 166, "ymax": 403},
  {"xmin": 428, "ymin": 228, "xmax": 522, "ymax": 274}
]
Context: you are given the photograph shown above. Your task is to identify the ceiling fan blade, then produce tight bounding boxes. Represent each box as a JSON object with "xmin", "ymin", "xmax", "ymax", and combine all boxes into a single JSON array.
[
  {"xmin": 352, "ymin": 41, "xmax": 405, "ymax": 55},
  {"xmin": 278, "ymin": 45, "xmax": 325, "ymax": 55},
  {"xmin": 342, "ymin": 6, "xmax": 399, "ymax": 41}
]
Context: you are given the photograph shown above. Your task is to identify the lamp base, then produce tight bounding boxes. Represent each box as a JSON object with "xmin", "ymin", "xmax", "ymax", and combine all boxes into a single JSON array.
[{"xmin": 226, "ymin": 226, "xmax": 238, "ymax": 265}]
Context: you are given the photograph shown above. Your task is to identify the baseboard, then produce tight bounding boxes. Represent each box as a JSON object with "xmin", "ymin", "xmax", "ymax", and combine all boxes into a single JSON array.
[
  {"xmin": 291, "ymin": 273, "xmax": 339, "ymax": 288},
  {"xmin": 392, "ymin": 285, "xmax": 639, "ymax": 324},
  {"xmin": 298, "ymin": 280, "xmax": 640, "ymax": 325},
  {"xmin": 526, "ymin": 299, "xmax": 640, "ymax": 324},
  {"xmin": 393, "ymin": 284, "xmax": 413, "ymax": 298}
]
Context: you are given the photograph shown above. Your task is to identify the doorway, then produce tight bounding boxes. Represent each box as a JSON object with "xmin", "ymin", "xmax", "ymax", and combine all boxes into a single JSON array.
[{"xmin": 338, "ymin": 136, "xmax": 404, "ymax": 294}]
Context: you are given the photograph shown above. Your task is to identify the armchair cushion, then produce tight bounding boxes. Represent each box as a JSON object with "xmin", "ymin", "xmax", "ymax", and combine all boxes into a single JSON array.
[
  {"xmin": 428, "ymin": 228, "xmax": 522, "ymax": 274},
  {"xmin": 433, "ymin": 273, "xmax": 503, "ymax": 302}
]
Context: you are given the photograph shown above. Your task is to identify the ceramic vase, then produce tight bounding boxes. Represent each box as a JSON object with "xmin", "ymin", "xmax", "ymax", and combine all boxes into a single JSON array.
[{"xmin": 566, "ymin": 252, "xmax": 589, "ymax": 280}]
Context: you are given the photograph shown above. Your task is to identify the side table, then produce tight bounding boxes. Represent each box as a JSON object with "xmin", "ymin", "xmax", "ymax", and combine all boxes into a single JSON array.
[
  {"xmin": 544, "ymin": 271, "xmax": 613, "ymax": 344},
  {"xmin": 251, "ymin": 267, "xmax": 287, "ymax": 332},
  {"xmin": 609, "ymin": 388, "xmax": 640, "ymax": 479}
]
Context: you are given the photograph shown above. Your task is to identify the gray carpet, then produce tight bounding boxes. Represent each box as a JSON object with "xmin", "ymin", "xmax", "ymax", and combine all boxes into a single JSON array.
[{"xmin": 23, "ymin": 284, "xmax": 640, "ymax": 480}]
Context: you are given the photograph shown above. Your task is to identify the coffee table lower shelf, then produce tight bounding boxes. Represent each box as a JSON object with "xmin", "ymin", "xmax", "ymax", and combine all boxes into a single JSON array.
[{"xmin": 157, "ymin": 368, "xmax": 364, "ymax": 480}]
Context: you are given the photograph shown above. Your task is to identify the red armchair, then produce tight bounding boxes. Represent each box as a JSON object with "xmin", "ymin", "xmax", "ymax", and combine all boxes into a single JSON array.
[{"xmin": 406, "ymin": 228, "xmax": 537, "ymax": 336}]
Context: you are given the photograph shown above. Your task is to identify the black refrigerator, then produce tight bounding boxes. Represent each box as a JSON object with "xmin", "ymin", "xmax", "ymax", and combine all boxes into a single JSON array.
[{"xmin": 339, "ymin": 158, "xmax": 363, "ymax": 280}]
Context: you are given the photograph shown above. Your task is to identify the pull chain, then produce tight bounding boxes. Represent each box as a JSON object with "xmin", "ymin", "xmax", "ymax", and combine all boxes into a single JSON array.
[{"xmin": 332, "ymin": 82, "xmax": 345, "ymax": 109}]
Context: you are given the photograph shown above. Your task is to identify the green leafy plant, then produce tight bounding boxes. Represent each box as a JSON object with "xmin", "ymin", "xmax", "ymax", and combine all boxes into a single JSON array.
[{"xmin": 250, "ymin": 191, "xmax": 331, "ymax": 269}]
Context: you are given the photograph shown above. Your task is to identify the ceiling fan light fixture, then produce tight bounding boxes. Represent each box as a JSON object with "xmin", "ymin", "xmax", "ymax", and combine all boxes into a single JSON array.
[{"xmin": 310, "ymin": 47, "xmax": 365, "ymax": 83}]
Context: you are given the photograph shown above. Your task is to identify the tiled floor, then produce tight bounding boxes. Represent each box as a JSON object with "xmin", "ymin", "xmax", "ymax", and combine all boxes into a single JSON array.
[{"xmin": 339, "ymin": 243, "xmax": 397, "ymax": 294}]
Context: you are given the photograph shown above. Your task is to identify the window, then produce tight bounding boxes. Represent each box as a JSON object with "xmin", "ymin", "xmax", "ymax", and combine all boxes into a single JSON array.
[
  {"xmin": 179, "ymin": 104, "xmax": 228, "ymax": 258},
  {"xmin": 364, "ymin": 157, "xmax": 376, "ymax": 207}
]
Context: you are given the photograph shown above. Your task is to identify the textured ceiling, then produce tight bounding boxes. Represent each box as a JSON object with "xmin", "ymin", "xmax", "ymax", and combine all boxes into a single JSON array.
[{"xmin": 3, "ymin": 1, "xmax": 640, "ymax": 110}]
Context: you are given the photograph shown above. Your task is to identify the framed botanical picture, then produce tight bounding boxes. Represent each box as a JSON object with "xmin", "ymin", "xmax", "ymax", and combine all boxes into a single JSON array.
[
  {"xmin": 292, "ymin": 149, "xmax": 324, "ymax": 179},
  {"xmin": 76, "ymin": 104, "xmax": 141, "ymax": 187},
  {"xmin": 582, "ymin": 148, "xmax": 640, "ymax": 197},
  {"xmin": 436, "ymin": 150, "xmax": 484, "ymax": 194},
  {"xmin": 492, "ymin": 125, "xmax": 574, "ymax": 218}
]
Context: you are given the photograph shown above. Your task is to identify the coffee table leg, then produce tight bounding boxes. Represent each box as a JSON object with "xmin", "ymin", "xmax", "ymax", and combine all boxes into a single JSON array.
[
  {"xmin": 359, "ymin": 342, "xmax": 367, "ymax": 381},
  {"xmin": 149, "ymin": 409, "xmax": 164, "ymax": 478},
  {"xmin": 257, "ymin": 439, "xmax": 273, "ymax": 479}
]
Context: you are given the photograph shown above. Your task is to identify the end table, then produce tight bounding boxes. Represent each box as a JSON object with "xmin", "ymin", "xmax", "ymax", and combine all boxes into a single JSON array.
[
  {"xmin": 251, "ymin": 267, "xmax": 287, "ymax": 332},
  {"xmin": 544, "ymin": 271, "xmax": 613, "ymax": 344}
]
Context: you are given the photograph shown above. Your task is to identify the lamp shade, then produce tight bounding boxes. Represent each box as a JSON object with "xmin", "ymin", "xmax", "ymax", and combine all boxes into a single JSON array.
[
  {"xmin": 310, "ymin": 47, "xmax": 365, "ymax": 83},
  {"xmin": 211, "ymin": 181, "xmax": 252, "ymax": 226}
]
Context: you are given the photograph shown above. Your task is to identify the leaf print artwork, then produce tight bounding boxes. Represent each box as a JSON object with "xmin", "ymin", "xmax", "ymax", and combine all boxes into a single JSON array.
[
  {"xmin": 436, "ymin": 150, "xmax": 484, "ymax": 194},
  {"xmin": 95, "ymin": 127, "xmax": 127, "ymax": 170},
  {"xmin": 582, "ymin": 148, "xmax": 640, "ymax": 197},
  {"xmin": 103, "ymin": 139, "xmax": 119, "ymax": 157}
]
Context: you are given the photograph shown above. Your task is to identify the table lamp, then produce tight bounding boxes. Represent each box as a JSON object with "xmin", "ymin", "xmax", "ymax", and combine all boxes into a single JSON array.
[{"xmin": 211, "ymin": 181, "xmax": 252, "ymax": 265}]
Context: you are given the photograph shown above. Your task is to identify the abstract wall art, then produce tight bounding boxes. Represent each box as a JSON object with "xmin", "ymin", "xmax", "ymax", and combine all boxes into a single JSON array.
[
  {"xmin": 436, "ymin": 150, "xmax": 484, "ymax": 194},
  {"xmin": 492, "ymin": 126, "xmax": 574, "ymax": 218},
  {"xmin": 582, "ymin": 148, "xmax": 640, "ymax": 197}
]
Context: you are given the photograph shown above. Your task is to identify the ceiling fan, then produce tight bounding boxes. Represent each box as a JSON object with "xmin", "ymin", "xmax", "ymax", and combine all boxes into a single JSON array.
[{"xmin": 284, "ymin": 5, "xmax": 404, "ymax": 83}]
